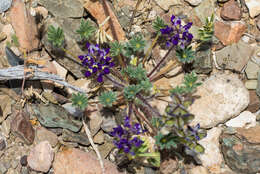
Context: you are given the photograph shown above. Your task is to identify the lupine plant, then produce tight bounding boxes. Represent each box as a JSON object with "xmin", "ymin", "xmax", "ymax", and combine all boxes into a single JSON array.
[{"xmin": 47, "ymin": 14, "xmax": 212, "ymax": 169}]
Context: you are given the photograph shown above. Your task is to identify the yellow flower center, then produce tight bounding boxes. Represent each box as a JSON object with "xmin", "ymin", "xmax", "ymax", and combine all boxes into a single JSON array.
[{"xmin": 136, "ymin": 43, "xmax": 141, "ymax": 48}]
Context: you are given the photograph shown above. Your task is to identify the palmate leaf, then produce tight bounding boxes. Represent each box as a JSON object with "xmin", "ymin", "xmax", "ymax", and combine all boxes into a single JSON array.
[
  {"xmin": 47, "ymin": 25, "xmax": 65, "ymax": 48},
  {"xmin": 152, "ymin": 16, "xmax": 167, "ymax": 33},
  {"xmin": 76, "ymin": 19, "xmax": 96, "ymax": 40}
]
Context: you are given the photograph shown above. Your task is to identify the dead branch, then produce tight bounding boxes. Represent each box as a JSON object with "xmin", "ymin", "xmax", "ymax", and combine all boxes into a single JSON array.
[{"xmin": 0, "ymin": 65, "xmax": 86, "ymax": 93}]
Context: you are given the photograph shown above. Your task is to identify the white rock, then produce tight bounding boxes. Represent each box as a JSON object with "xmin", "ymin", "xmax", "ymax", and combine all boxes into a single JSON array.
[
  {"xmin": 154, "ymin": 0, "xmax": 181, "ymax": 11},
  {"xmin": 245, "ymin": 0, "xmax": 260, "ymax": 18},
  {"xmin": 198, "ymin": 127, "xmax": 223, "ymax": 173},
  {"xmin": 189, "ymin": 73, "xmax": 249, "ymax": 128},
  {"xmin": 184, "ymin": 0, "xmax": 202, "ymax": 6},
  {"xmin": 27, "ymin": 141, "xmax": 54, "ymax": 172},
  {"xmin": 225, "ymin": 111, "xmax": 256, "ymax": 128}
]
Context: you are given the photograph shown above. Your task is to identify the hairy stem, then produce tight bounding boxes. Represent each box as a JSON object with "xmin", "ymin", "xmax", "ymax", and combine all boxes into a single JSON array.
[
  {"xmin": 104, "ymin": 74, "xmax": 125, "ymax": 88},
  {"xmin": 147, "ymin": 45, "xmax": 174, "ymax": 78},
  {"xmin": 133, "ymin": 104, "xmax": 156, "ymax": 135},
  {"xmin": 142, "ymin": 33, "xmax": 160, "ymax": 66},
  {"xmin": 136, "ymin": 94, "xmax": 161, "ymax": 117}
]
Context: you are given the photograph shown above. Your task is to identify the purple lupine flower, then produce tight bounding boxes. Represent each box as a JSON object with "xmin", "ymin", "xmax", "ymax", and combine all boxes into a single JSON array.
[
  {"xmin": 160, "ymin": 15, "xmax": 193, "ymax": 49},
  {"xmin": 110, "ymin": 116, "xmax": 145, "ymax": 155},
  {"xmin": 188, "ymin": 124, "xmax": 201, "ymax": 140},
  {"xmin": 78, "ymin": 43, "xmax": 114, "ymax": 82}
]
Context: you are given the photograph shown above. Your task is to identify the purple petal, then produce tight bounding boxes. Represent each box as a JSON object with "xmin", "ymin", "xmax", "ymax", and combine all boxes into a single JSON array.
[
  {"xmin": 78, "ymin": 55, "xmax": 84, "ymax": 60},
  {"xmin": 85, "ymin": 71, "xmax": 91, "ymax": 77},
  {"xmin": 183, "ymin": 22, "xmax": 192, "ymax": 31},
  {"xmin": 103, "ymin": 67, "xmax": 110, "ymax": 74},
  {"xmin": 171, "ymin": 15, "xmax": 176, "ymax": 24},
  {"xmin": 97, "ymin": 74, "xmax": 103, "ymax": 83}
]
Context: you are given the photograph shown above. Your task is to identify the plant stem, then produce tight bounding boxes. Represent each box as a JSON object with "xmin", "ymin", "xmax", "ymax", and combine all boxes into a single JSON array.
[
  {"xmin": 61, "ymin": 47, "xmax": 78, "ymax": 60},
  {"xmin": 147, "ymin": 45, "xmax": 174, "ymax": 78},
  {"xmin": 117, "ymin": 54, "xmax": 126, "ymax": 68},
  {"xmin": 104, "ymin": 74, "xmax": 125, "ymax": 88},
  {"xmin": 142, "ymin": 33, "xmax": 160, "ymax": 66},
  {"xmin": 136, "ymin": 94, "xmax": 161, "ymax": 117},
  {"xmin": 133, "ymin": 104, "xmax": 156, "ymax": 135}
]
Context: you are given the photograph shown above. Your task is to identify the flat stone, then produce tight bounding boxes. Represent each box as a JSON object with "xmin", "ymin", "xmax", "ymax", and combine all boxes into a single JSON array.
[
  {"xmin": 11, "ymin": 111, "xmax": 35, "ymax": 145},
  {"xmin": 220, "ymin": 0, "xmax": 241, "ymax": 21},
  {"xmin": 198, "ymin": 127, "xmax": 223, "ymax": 173},
  {"xmin": 214, "ymin": 21, "xmax": 246, "ymax": 45},
  {"xmin": 61, "ymin": 129, "xmax": 90, "ymax": 146},
  {"xmin": 244, "ymin": 0, "xmax": 260, "ymax": 18},
  {"xmin": 225, "ymin": 111, "xmax": 256, "ymax": 128},
  {"xmin": 189, "ymin": 73, "xmax": 249, "ymax": 128},
  {"xmin": 38, "ymin": 0, "xmax": 83, "ymax": 18},
  {"xmin": 99, "ymin": 142, "xmax": 114, "ymax": 159},
  {"xmin": 193, "ymin": 47, "xmax": 213, "ymax": 74},
  {"xmin": 27, "ymin": 141, "xmax": 54, "ymax": 173},
  {"xmin": 215, "ymin": 40, "xmax": 254, "ymax": 72},
  {"xmin": 154, "ymin": 0, "xmax": 181, "ymax": 11},
  {"xmin": 51, "ymin": 60, "xmax": 67, "ymax": 81},
  {"xmin": 30, "ymin": 103, "xmax": 82, "ymax": 132},
  {"xmin": 53, "ymin": 148, "xmax": 123, "ymax": 174},
  {"xmin": 93, "ymin": 130, "xmax": 105, "ymax": 144},
  {"xmin": 192, "ymin": 0, "xmax": 215, "ymax": 27},
  {"xmin": 245, "ymin": 61, "xmax": 260, "ymax": 79},
  {"xmin": 62, "ymin": 103, "xmax": 84, "ymax": 119},
  {"xmin": 220, "ymin": 126, "xmax": 260, "ymax": 173},
  {"xmin": 245, "ymin": 80, "xmax": 258, "ymax": 90},
  {"xmin": 9, "ymin": 0, "xmax": 39, "ymax": 52},
  {"xmin": 89, "ymin": 105, "xmax": 103, "ymax": 136},
  {"xmin": 35, "ymin": 127, "xmax": 58, "ymax": 147}
]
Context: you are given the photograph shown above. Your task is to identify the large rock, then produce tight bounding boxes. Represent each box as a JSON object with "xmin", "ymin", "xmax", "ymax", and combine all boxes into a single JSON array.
[
  {"xmin": 245, "ymin": 60, "xmax": 260, "ymax": 79},
  {"xmin": 184, "ymin": 0, "xmax": 202, "ymax": 6},
  {"xmin": 215, "ymin": 40, "xmax": 254, "ymax": 72},
  {"xmin": 42, "ymin": 17, "xmax": 87, "ymax": 78},
  {"xmin": 27, "ymin": 141, "xmax": 54, "ymax": 173},
  {"xmin": 214, "ymin": 21, "xmax": 246, "ymax": 46},
  {"xmin": 220, "ymin": 0, "xmax": 241, "ymax": 21},
  {"xmin": 38, "ymin": 0, "xmax": 83, "ymax": 18},
  {"xmin": 9, "ymin": 0, "xmax": 39, "ymax": 52},
  {"xmin": 244, "ymin": 0, "xmax": 260, "ymax": 18},
  {"xmin": 220, "ymin": 126, "xmax": 260, "ymax": 173},
  {"xmin": 34, "ymin": 127, "xmax": 58, "ymax": 147},
  {"xmin": 189, "ymin": 73, "xmax": 249, "ymax": 128},
  {"xmin": 11, "ymin": 111, "xmax": 35, "ymax": 145},
  {"xmin": 198, "ymin": 127, "xmax": 224, "ymax": 173},
  {"xmin": 53, "ymin": 148, "xmax": 123, "ymax": 174}
]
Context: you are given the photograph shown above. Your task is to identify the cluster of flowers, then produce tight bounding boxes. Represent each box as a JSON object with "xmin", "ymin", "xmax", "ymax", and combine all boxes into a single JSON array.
[
  {"xmin": 78, "ymin": 43, "xmax": 115, "ymax": 82},
  {"xmin": 110, "ymin": 116, "xmax": 145, "ymax": 155},
  {"xmin": 160, "ymin": 15, "xmax": 193, "ymax": 49}
]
